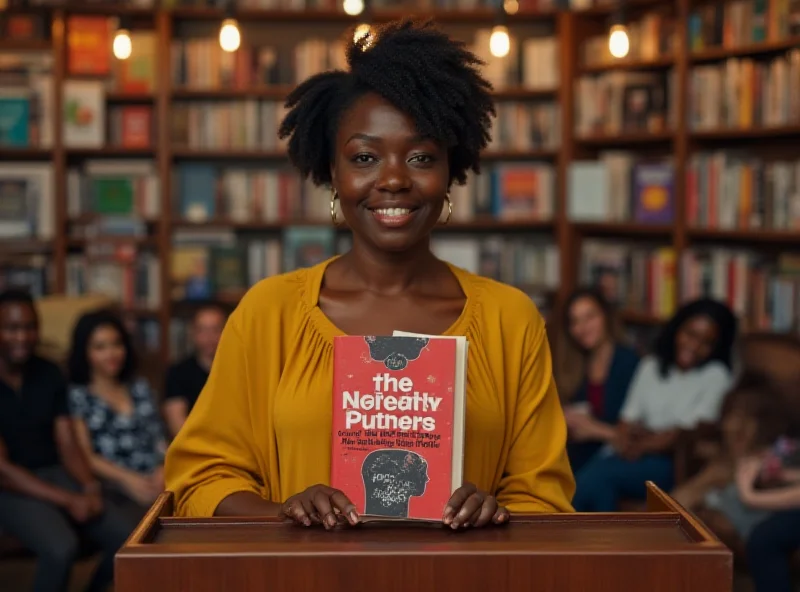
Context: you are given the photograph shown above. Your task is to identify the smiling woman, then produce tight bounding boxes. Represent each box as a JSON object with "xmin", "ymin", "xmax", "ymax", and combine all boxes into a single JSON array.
[{"xmin": 164, "ymin": 18, "xmax": 576, "ymax": 527}]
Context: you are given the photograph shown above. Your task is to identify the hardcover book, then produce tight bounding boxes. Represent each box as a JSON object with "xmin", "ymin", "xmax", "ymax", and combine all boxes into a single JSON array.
[{"xmin": 331, "ymin": 333, "xmax": 467, "ymax": 522}]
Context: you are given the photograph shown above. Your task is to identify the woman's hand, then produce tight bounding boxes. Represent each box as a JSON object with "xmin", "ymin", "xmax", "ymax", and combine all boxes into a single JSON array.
[
  {"xmin": 443, "ymin": 482, "xmax": 509, "ymax": 529},
  {"xmin": 279, "ymin": 484, "xmax": 358, "ymax": 529},
  {"xmin": 122, "ymin": 473, "xmax": 161, "ymax": 506},
  {"xmin": 149, "ymin": 466, "xmax": 165, "ymax": 492}
]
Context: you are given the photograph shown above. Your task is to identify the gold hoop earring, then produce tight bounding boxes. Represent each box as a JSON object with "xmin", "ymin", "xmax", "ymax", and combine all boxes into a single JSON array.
[
  {"xmin": 442, "ymin": 194, "xmax": 452, "ymax": 225},
  {"xmin": 330, "ymin": 190, "xmax": 339, "ymax": 225}
]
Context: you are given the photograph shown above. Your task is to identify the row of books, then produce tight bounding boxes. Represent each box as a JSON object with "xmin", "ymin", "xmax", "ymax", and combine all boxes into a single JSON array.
[
  {"xmin": 0, "ymin": 53, "xmax": 53, "ymax": 149},
  {"xmin": 580, "ymin": 242, "xmax": 677, "ymax": 319},
  {"xmin": 66, "ymin": 160, "xmax": 161, "ymax": 226},
  {"xmin": 690, "ymin": 52, "xmax": 800, "ymax": 131},
  {"xmin": 683, "ymin": 249, "xmax": 800, "ymax": 333},
  {"xmin": 174, "ymin": 162, "xmax": 555, "ymax": 223},
  {"xmin": 687, "ymin": 0, "xmax": 800, "ymax": 51},
  {"xmin": 574, "ymin": 71, "xmax": 674, "ymax": 138},
  {"xmin": 65, "ymin": 244, "xmax": 161, "ymax": 310},
  {"xmin": 171, "ymin": 100, "xmax": 289, "ymax": 151},
  {"xmin": 567, "ymin": 157, "xmax": 674, "ymax": 224},
  {"xmin": 687, "ymin": 152, "xmax": 800, "ymax": 231}
]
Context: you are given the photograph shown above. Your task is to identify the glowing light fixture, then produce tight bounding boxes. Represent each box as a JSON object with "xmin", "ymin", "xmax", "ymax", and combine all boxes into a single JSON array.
[
  {"xmin": 489, "ymin": 25, "xmax": 510, "ymax": 58},
  {"xmin": 343, "ymin": 0, "xmax": 364, "ymax": 16},
  {"xmin": 219, "ymin": 17, "xmax": 241, "ymax": 52},
  {"xmin": 608, "ymin": 23, "xmax": 630, "ymax": 58}
]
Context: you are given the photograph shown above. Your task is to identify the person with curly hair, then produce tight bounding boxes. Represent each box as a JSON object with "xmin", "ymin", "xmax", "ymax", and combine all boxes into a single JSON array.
[{"xmin": 164, "ymin": 18, "xmax": 575, "ymax": 527}]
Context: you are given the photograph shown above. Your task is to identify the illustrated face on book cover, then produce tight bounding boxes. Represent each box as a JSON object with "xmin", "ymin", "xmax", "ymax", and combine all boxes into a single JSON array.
[
  {"xmin": 365, "ymin": 335, "xmax": 429, "ymax": 371},
  {"xmin": 362, "ymin": 449, "xmax": 430, "ymax": 518}
]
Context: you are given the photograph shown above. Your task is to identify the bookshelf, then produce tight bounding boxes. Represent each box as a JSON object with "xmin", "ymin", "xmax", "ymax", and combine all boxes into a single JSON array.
[{"xmin": 1, "ymin": 0, "xmax": 799, "ymax": 379}]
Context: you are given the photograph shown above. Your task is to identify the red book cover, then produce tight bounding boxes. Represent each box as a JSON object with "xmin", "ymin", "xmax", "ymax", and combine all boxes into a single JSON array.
[{"xmin": 331, "ymin": 335, "xmax": 466, "ymax": 522}]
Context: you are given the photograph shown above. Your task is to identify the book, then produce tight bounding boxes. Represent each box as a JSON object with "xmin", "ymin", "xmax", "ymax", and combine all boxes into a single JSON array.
[{"xmin": 330, "ymin": 333, "xmax": 467, "ymax": 522}]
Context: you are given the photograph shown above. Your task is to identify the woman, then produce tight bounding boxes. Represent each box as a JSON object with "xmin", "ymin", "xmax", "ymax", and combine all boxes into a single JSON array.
[
  {"xmin": 67, "ymin": 310, "xmax": 166, "ymax": 518},
  {"xmin": 560, "ymin": 288, "xmax": 640, "ymax": 472},
  {"xmin": 572, "ymin": 298, "xmax": 737, "ymax": 512},
  {"xmin": 164, "ymin": 19, "xmax": 575, "ymax": 527}
]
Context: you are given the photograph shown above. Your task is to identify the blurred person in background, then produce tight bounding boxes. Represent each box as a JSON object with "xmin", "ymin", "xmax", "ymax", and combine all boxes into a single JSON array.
[
  {"xmin": 559, "ymin": 287, "xmax": 640, "ymax": 472},
  {"xmin": 67, "ymin": 309, "xmax": 167, "ymax": 521},
  {"xmin": 572, "ymin": 298, "xmax": 737, "ymax": 512},
  {"xmin": 163, "ymin": 303, "xmax": 228, "ymax": 438},
  {"xmin": 738, "ymin": 432, "xmax": 800, "ymax": 592},
  {"xmin": 0, "ymin": 290, "xmax": 134, "ymax": 592}
]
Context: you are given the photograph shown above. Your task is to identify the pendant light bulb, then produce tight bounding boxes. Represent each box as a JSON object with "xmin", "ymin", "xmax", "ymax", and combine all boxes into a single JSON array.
[
  {"xmin": 219, "ymin": 18, "xmax": 241, "ymax": 53},
  {"xmin": 113, "ymin": 28, "xmax": 132, "ymax": 60},
  {"xmin": 343, "ymin": 0, "xmax": 364, "ymax": 16},
  {"xmin": 608, "ymin": 23, "xmax": 630, "ymax": 59},
  {"xmin": 489, "ymin": 25, "xmax": 510, "ymax": 58}
]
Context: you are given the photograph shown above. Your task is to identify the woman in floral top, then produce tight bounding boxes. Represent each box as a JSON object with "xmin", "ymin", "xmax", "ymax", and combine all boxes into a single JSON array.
[{"xmin": 67, "ymin": 309, "xmax": 166, "ymax": 515}]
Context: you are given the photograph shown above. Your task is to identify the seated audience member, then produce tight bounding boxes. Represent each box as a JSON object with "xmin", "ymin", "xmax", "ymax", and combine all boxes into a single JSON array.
[
  {"xmin": 67, "ymin": 309, "xmax": 166, "ymax": 518},
  {"xmin": 560, "ymin": 288, "xmax": 640, "ymax": 472},
  {"xmin": 672, "ymin": 374, "xmax": 788, "ymax": 515},
  {"xmin": 739, "ymin": 437, "xmax": 800, "ymax": 592},
  {"xmin": 572, "ymin": 298, "xmax": 737, "ymax": 512},
  {"xmin": 0, "ymin": 290, "xmax": 135, "ymax": 592},
  {"xmin": 163, "ymin": 303, "xmax": 227, "ymax": 438}
]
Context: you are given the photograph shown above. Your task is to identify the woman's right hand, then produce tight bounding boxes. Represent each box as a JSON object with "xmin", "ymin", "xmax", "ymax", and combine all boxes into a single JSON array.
[{"xmin": 279, "ymin": 484, "xmax": 359, "ymax": 529}]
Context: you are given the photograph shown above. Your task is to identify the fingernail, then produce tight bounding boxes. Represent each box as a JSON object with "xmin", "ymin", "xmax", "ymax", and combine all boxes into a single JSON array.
[
  {"xmin": 326, "ymin": 515, "xmax": 336, "ymax": 528},
  {"xmin": 349, "ymin": 510, "xmax": 359, "ymax": 524},
  {"xmin": 303, "ymin": 517, "xmax": 311, "ymax": 526}
]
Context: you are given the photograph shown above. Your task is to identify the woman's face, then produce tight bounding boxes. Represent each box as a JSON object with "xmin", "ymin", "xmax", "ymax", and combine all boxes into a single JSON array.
[
  {"xmin": 674, "ymin": 314, "xmax": 719, "ymax": 370},
  {"xmin": 88, "ymin": 324, "xmax": 126, "ymax": 380},
  {"xmin": 568, "ymin": 297, "xmax": 608, "ymax": 352},
  {"xmin": 330, "ymin": 92, "xmax": 450, "ymax": 253}
]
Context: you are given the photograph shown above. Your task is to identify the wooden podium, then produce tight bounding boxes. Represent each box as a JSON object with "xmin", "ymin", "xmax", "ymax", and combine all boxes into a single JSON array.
[{"xmin": 115, "ymin": 482, "xmax": 732, "ymax": 592}]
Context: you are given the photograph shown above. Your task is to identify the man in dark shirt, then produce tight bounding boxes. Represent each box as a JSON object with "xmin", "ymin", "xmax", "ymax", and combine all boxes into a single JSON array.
[
  {"xmin": 0, "ymin": 289, "xmax": 137, "ymax": 592},
  {"xmin": 163, "ymin": 302, "xmax": 228, "ymax": 438}
]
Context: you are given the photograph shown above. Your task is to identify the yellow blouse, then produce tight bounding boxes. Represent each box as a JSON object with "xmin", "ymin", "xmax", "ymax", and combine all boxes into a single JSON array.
[{"xmin": 164, "ymin": 257, "xmax": 575, "ymax": 517}]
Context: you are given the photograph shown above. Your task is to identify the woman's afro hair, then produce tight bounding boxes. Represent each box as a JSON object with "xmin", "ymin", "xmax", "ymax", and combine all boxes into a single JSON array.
[{"xmin": 277, "ymin": 18, "xmax": 496, "ymax": 188}]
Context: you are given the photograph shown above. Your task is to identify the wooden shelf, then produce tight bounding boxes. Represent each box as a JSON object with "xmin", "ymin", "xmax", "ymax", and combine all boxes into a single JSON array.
[
  {"xmin": 0, "ymin": 148, "xmax": 53, "ymax": 160},
  {"xmin": 620, "ymin": 310, "xmax": 666, "ymax": 325},
  {"xmin": 0, "ymin": 39, "xmax": 52, "ymax": 52},
  {"xmin": 690, "ymin": 37, "xmax": 800, "ymax": 63},
  {"xmin": 167, "ymin": 7, "xmax": 557, "ymax": 23},
  {"xmin": 482, "ymin": 149, "xmax": 559, "ymax": 160},
  {"xmin": 0, "ymin": 240, "xmax": 54, "ymax": 255},
  {"xmin": 172, "ymin": 86, "xmax": 557, "ymax": 101},
  {"xmin": 574, "ymin": 0, "xmax": 666, "ymax": 16},
  {"xmin": 573, "ymin": 222, "xmax": 675, "ymax": 237},
  {"xmin": 575, "ymin": 131, "xmax": 675, "ymax": 146},
  {"xmin": 690, "ymin": 126, "xmax": 800, "ymax": 141},
  {"xmin": 687, "ymin": 228, "xmax": 800, "ymax": 245},
  {"xmin": 171, "ymin": 148, "xmax": 287, "ymax": 160},
  {"xmin": 493, "ymin": 88, "xmax": 559, "ymax": 100},
  {"xmin": 68, "ymin": 236, "xmax": 158, "ymax": 248},
  {"xmin": 173, "ymin": 218, "xmax": 555, "ymax": 232},
  {"xmin": 106, "ymin": 91, "xmax": 156, "ymax": 103},
  {"xmin": 579, "ymin": 56, "xmax": 675, "ymax": 74},
  {"xmin": 66, "ymin": 147, "xmax": 156, "ymax": 157}
]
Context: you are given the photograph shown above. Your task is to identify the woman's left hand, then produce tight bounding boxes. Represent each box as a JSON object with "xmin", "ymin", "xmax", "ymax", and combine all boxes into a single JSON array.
[{"xmin": 443, "ymin": 482, "xmax": 509, "ymax": 529}]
